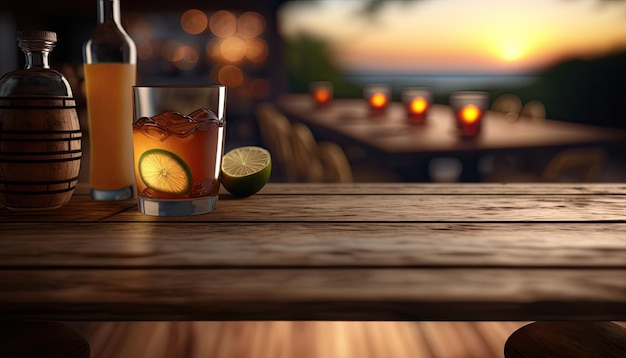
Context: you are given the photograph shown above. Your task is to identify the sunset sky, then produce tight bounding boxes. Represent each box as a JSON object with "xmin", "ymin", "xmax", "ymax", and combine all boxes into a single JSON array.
[{"xmin": 278, "ymin": 0, "xmax": 626, "ymax": 74}]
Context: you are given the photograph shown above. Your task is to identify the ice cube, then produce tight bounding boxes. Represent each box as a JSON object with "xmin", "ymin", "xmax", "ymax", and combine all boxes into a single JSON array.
[
  {"xmin": 189, "ymin": 108, "xmax": 218, "ymax": 121},
  {"xmin": 140, "ymin": 188, "xmax": 159, "ymax": 198},
  {"xmin": 133, "ymin": 116, "xmax": 152, "ymax": 130},
  {"xmin": 139, "ymin": 123, "xmax": 169, "ymax": 141},
  {"xmin": 197, "ymin": 120, "xmax": 219, "ymax": 131},
  {"xmin": 152, "ymin": 111, "xmax": 189, "ymax": 127},
  {"xmin": 191, "ymin": 178, "xmax": 219, "ymax": 197},
  {"xmin": 167, "ymin": 121, "xmax": 202, "ymax": 137}
]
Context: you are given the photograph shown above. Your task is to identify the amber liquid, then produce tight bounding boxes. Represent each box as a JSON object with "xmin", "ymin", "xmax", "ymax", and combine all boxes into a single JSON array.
[
  {"xmin": 83, "ymin": 63, "xmax": 136, "ymax": 191},
  {"xmin": 132, "ymin": 111, "xmax": 225, "ymax": 200}
]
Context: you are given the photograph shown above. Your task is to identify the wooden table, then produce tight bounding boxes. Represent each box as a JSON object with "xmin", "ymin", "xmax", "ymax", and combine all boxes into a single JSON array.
[
  {"xmin": 1, "ymin": 183, "xmax": 626, "ymax": 322},
  {"xmin": 277, "ymin": 94, "xmax": 626, "ymax": 181}
]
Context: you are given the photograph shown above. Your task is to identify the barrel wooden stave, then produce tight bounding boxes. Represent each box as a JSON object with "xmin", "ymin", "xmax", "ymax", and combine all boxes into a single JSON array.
[{"xmin": 0, "ymin": 97, "xmax": 82, "ymax": 210}]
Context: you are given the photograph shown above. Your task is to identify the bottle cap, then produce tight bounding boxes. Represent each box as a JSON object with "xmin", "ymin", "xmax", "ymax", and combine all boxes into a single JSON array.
[{"xmin": 17, "ymin": 30, "xmax": 57, "ymax": 43}]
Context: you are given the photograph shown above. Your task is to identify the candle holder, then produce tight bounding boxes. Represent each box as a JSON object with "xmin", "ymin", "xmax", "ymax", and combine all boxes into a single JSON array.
[
  {"xmin": 449, "ymin": 91, "xmax": 489, "ymax": 138},
  {"xmin": 402, "ymin": 87, "xmax": 432, "ymax": 125},
  {"xmin": 309, "ymin": 81, "xmax": 333, "ymax": 108},
  {"xmin": 363, "ymin": 84, "xmax": 391, "ymax": 116}
]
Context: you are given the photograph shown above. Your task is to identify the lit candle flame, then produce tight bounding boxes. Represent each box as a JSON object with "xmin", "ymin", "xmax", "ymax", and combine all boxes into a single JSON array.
[
  {"xmin": 314, "ymin": 89, "xmax": 330, "ymax": 105},
  {"xmin": 370, "ymin": 92, "xmax": 388, "ymax": 109},
  {"xmin": 459, "ymin": 104, "xmax": 481, "ymax": 124},
  {"xmin": 409, "ymin": 97, "xmax": 428, "ymax": 114}
]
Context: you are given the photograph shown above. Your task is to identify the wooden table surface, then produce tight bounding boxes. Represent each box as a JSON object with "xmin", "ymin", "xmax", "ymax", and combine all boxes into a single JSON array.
[
  {"xmin": 277, "ymin": 94, "xmax": 626, "ymax": 181},
  {"xmin": 1, "ymin": 183, "xmax": 626, "ymax": 322},
  {"xmin": 278, "ymin": 94, "xmax": 626, "ymax": 157}
]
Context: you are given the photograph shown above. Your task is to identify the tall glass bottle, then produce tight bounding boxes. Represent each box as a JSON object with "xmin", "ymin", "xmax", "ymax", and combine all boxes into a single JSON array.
[{"xmin": 83, "ymin": 0, "xmax": 137, "ymax": 200}]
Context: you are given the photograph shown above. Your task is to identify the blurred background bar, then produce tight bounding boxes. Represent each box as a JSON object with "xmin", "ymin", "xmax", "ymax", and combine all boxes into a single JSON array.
[{"xmin": 2, "ymin": 0, "xmax": 626, "ymax": 183}]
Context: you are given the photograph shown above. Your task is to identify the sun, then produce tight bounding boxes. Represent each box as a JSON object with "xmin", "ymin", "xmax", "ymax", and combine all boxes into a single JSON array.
[{"xmin": 500, "ymin": 42, "xmax": 525, "ymax": 62}]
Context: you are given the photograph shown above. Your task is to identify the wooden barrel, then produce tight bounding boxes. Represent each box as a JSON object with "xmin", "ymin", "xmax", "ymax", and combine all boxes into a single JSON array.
[{"xmin": 0, "ymin": 97, "xmax": 82, "ymax": 210}]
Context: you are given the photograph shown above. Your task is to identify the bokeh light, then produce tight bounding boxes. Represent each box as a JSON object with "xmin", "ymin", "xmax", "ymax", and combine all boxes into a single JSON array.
[
  {"xmin": 172, "ymin": 44, "xmax": 200, "ymax": 71},
  {"xmin": 205, "ymin": 38, "xmax": 221, "ymax": 59},
  {"xmin": 209, "ymin": 11, "xmax": 237, "ymax": 38},
  {"xmin": 161, "ymin": 40, "xmax": 182, "ymax": 62},
  {"xmin": 181, "ymin": 9, "xmax": 208, "ymax": 35},
  {"xmin": 460, "ymin": 105, "xmax": 481, "ymax": 124},
  {"xmin": 245, "ymin": 38, "xmax": 269, "ymax": 63},
  {"xmin": 126, "ymin": 15, "xmax": 153, "ymax": 42},
  {"xmin": 409, "ymin": 98, "xmax": 428, "ymax": 114},
  {"xmin": 217, "ymin": 65, "xmax": 244, "ymax": 87},
  {"xmin": 370, "ymin": 93, "xmax": 388, "ymax": 109},
  {"xmin": 131, "ymin": 9, "xmax": 270, "ymax": 96},
  {"xmin": 220, "ymin": 37, "xmax": 247, "ymax": 62},
  {"xmin": 238, "ymin": 11, "xmax": 265, "ymax": 38},
  {"xmin": 138, "ymin": 40, "xmax": 155, "ymax": 61}
]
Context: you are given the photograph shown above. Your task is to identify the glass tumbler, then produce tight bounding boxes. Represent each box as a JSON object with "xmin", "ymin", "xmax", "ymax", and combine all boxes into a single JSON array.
[{"xmin": 132, "ymin": 86, "xmax": 227, "ymax": 216}]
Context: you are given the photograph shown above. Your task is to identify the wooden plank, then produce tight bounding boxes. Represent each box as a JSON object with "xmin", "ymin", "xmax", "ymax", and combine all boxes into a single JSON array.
[
  {"xmin": 0, "ymin": 183, "xmax": 626, "ymax": 222},
  {"xmin": 0, "ymin": 195, "xmax": 135, "ymax": 223},
  {"xmin": 4, "ymin": 192, "xmax": 625, "ymax": 223},
  {"xmin": 1, "ymin": 268, "xmax": 625, "ymax": 321},
  {"xmin": 66, "ymin": 182, "xmax": 626, "ymax": 196},
  {"xmin": 251, "ymin": 183, "xmax": 626, "ymax": 196},
  {"xmin": 106, "ymin": 193, "xmax": 626, "ymax": 222},
  {"xmin": 2, "ymin": 222, "xmax": 626, "ymax": 268}
]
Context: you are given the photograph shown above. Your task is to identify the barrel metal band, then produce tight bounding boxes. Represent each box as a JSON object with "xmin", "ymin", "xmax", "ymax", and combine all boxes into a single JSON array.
[
  {"xmin": 0, "ymin": 97, "xmax": 77, "ymax": 109},
  {"xmin": 0, "ymin": 155, "xmax": 82, "ymax": 163}
]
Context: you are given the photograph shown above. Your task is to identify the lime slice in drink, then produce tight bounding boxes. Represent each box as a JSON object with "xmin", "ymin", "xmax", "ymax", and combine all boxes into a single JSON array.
[
  {"xmin": 138, "ymin": 149, "xmax": 193, "ymax": 195},
  {"xmin": 221, "ymin": 146, "xmax": 272, "ymax": 197}
]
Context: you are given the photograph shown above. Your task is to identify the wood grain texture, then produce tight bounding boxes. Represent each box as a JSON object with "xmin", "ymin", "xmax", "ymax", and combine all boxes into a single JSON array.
[
  {"xmin": 111, "ymin": 193, "xmax": 626, "ymax": 223},
  {"xmin": 0, "ymin": 195, "xmax": 135, "ymax": 223},
  {"xmin": 251, "ymin": 183, "xmax": 626, "ymax": 195},
  {"xmin": 1, "ymin": 183, "xmax": 626, "ymax": 321},
  {"xmin": 83, "ymin": 321, "xmax": 531, "ymax": 358},
  {"xmin": 0, "ymin": 268, "xmax": 625, "ymax": 321},
  {"xmin": 2, "ymin": 222, "xmax": 626, "ymax": 268}
]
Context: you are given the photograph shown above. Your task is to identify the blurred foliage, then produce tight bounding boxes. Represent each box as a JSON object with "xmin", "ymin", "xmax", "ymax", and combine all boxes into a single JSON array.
[
  {"xmin": 517, "ymin": 50, "xmax": 626, "ymax": 128},
  {"xmin": 283, "ymin": 33, "xmax": 361, "ymax": 97}
]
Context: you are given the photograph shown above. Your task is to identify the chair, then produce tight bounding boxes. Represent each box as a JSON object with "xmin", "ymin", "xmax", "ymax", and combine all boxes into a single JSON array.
[
  {"xmin": 290, "ymin": 122, "xmax": 325, "ymax": 182},
  {"xmin": 256, "ymin": 102, "xmax": 280, "ymax": 155},
  {"xmin": 481, "ymin": 94, "xmax": 524, "ymax": 175},
  {"xmin": 287, "ymin": 119, "xmax": 354, "ymax": 183},
  {"xmin": 256, "ymin": 102, "xmax": 298, "ymax": 182},
  {"xmin": 317, "ymin": 141, "xmax": 354, "ymax": 183},
  {"xmin": 491, "ymin": 94, "xmax": 522, "ymax": 120},
  {"xmin": 520, "ymin": 100, "xmax": 546, "ymax": 121},
  {"xmin": 541, "ymin": 146, "xmax": 606, "ymax": 182}
]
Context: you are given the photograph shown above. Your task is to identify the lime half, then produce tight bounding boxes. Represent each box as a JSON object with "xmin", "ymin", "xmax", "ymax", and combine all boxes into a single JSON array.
[
  {"xmin": 138, "ymin": 149, "xmax": 193, "ymax": 195},
  {"xmin": 221, "ymin": 146, "xmax": 272, "ymax": 197}
]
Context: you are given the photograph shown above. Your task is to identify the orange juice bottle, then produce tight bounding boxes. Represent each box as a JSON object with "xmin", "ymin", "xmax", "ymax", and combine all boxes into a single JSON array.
[{"xmin": 83, "ymin": 0, "xmax": 137, "ymax": 200}]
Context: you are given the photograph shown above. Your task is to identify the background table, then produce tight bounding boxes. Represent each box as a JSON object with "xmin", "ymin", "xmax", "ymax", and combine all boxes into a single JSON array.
[
  {"xmin": 277, "ymin": 94, "xmax": 626, "ymax": 181},
  {"xmin": 1, "ymin": 183, "xmax": 626, "ymax": 322}
]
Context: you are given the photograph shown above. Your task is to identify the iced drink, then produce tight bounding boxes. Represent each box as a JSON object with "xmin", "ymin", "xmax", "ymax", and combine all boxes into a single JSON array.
[
  {"xmin": 132, "ymin": 85, "xmax": 227, "ymax": 216},
  {"xmin": 133, "ymin": 108, "xmax": 225, "ymax": 202}
]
